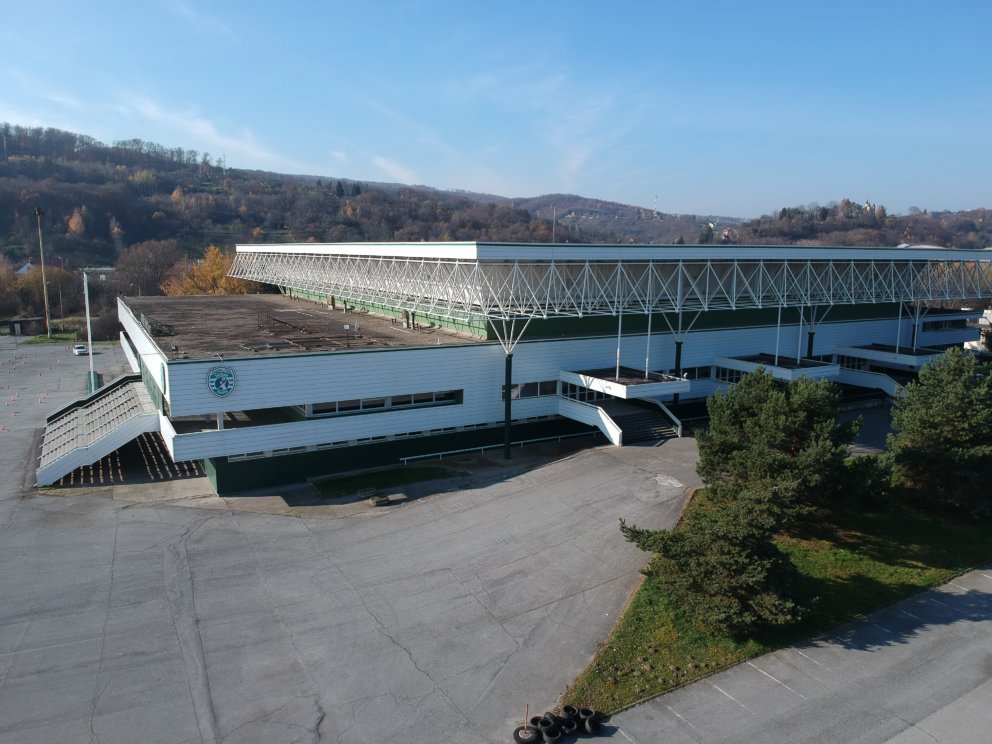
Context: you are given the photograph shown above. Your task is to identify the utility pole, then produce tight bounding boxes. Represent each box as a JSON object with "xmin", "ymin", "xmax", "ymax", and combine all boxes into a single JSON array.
[{"xmin": 34, "ymin": 207, "xmax": 52, "ymax": 337}]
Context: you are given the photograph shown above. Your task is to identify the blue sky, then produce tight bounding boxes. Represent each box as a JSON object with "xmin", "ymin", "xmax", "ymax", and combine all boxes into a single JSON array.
[{"xmin": 1, "ymin": 1, "xmax": 989, "ymax": 217}]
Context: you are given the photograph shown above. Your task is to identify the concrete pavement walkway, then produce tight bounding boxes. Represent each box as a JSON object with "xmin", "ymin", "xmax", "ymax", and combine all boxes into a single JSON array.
[{"xmin": 610, "ymin": 565, "xmax": 992, "ymax": 743}]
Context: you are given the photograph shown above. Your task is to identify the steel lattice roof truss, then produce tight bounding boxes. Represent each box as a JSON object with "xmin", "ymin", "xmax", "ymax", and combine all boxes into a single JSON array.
[{"xmin": 230, "ymin": 245, "xmax": 992, "ymax": 323}]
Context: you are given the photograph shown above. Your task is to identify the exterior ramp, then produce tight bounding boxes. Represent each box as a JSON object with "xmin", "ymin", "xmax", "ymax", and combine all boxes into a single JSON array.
[{"xmin": 36, "ymin": 375, "xmax": 160, "ymax": 486}]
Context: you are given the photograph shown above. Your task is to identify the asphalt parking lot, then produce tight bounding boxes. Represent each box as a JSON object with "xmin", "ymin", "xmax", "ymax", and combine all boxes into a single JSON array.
[
  {"xmin": 0, "ymin": 335, "xmax": 697, "ymax": 744},
  {"xmin": 3, "ymin": 336, "xmax": 990, "ymax": 744}
]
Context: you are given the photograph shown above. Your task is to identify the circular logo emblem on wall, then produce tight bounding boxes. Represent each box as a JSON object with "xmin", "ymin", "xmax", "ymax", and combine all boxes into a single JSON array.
[{"xmin": 207, "ymin": 366, "xmax": 236, "ymax": 398}]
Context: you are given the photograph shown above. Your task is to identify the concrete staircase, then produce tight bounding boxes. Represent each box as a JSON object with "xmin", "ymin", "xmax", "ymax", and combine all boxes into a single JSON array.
[
  {"xmin": 599, "ymin": 400, "xmax": 677, "ymax": 444},
  {"xmin": 36, "ymin": 375, "xmax": 160, "ymax": 486},
  {"xmin": 610, "ymin": 410, "xmax": 677, "ymax": 443}
]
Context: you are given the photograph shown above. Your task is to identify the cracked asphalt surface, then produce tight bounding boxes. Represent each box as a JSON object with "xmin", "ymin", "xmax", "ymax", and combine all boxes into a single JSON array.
[{"xmin": 0, "ymin": 337, "xmax": 698, "ymax": 743}]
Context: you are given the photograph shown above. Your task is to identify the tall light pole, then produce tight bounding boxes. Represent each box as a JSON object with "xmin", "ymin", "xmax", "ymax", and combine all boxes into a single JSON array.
[{"xmin": 34, "ymin": 207, "xmax": 52, "ymax": 338}]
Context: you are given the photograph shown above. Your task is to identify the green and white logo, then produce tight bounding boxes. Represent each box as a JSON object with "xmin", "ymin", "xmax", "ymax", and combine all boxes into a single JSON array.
[{"xmin": 207, "ymin": 366, "xmax": 236, "ymax": 398}]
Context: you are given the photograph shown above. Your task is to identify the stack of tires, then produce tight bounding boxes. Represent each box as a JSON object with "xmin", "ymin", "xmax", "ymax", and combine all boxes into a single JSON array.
[{"xmin": 512, "ymin": 705, "xmax": 602, "ymax": 743}]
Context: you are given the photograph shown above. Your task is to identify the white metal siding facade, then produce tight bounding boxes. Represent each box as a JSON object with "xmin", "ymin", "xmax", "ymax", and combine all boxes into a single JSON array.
[{"xmin": 146, "ymin": 311, "xmax": 950, "ymax": 462}]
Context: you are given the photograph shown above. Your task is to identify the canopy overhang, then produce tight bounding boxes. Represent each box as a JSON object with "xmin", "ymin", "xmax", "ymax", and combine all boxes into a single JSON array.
[{"xmin": 229, "ymin": 242, "xmax": 992, "ymax": 324}]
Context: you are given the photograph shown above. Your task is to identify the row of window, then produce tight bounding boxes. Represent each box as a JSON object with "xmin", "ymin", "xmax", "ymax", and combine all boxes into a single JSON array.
[
  {"xmin": 306, "ymin": 389, "xmax": 461, "ymax": 417},
  {"xmin": 714, "ymin": 367, "xmax": 745, "ymax": 384},
  {"xmin": 560, "ymin": 381, "xmax": 611, "ymax": 403},
  {"xmin": 501, "ymin": 380, "xmax": 558, "ymax": 401},
  {"xmin": 922, "ymin": 319, "xmax": 965, "ymax": 331},
  {"xmin": 226, "ymin": 414, "xmax": 559, "ymax": 461}
]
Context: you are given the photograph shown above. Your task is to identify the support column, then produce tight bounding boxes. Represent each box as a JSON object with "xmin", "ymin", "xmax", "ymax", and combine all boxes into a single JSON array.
[
  {"xmin": 673, "ymin": 339, "xmax": 683, "ymax": 405},
  {"xmin": 895, "ymin": 302, "xmax": 903, "ymax": 352},
  {"xmin": 774, "ymin": 305, "xmax": 782, "ymax": 365},
  {"xmin": 806, "ymin": 331, "xmax": 815, "ymax": 358},
  {"xmin": 490, "ymin": 315, "xmax": 533, "ymax": 463},
  {"xmin": 504, "ymin": 352, "xmax": 513, "ymax": 460}
]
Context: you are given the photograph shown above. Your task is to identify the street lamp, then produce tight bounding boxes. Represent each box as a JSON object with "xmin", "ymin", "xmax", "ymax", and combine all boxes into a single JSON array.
[{"xmin": 34, "ymin": 207, "xmax": 52, "ymax": 338}]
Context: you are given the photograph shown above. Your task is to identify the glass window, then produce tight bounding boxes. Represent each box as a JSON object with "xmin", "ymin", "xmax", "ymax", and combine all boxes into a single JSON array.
[
  {"xmin": 520, "ymin": 382, "xmax": 539, "ymax": 398},
  {"xmin": 337, "ymin": 399, "xmax": 361, "ymax": 412},
  {"xmin": 362, "ymin": 398, "xmax": 386, "ymax": 410},
  {"xmin": 391, "ymin": 394, "xmax": 413, "ymax": 407},
  {"xmin": 539, "ymin": 380, "xmax": 558, "ymax": 396}
]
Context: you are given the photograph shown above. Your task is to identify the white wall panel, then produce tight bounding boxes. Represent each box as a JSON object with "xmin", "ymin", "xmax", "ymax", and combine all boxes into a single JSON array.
[
  {"xmin": 117, "ymin": 299, "xmax": 169, "ymax": 398},
  {"xmin": 150, "ymin": 310, "xmax": 923, "ymax": 461}
]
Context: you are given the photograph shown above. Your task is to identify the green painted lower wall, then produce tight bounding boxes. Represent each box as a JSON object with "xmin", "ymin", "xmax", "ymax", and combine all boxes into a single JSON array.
[
  {"xmin": 203, "ymin": 418, "xmax": 596, "ymax": 495},
  {"xmin": 282, "ymin": 289, "xmax": 902, "ymax": 343},
  {"xmin": 283, "ymin": 287, "xmax": 491, "ymax": 337},
  {"xmin": 520, "ymin": 302, "xmax": 902, "ymax": 339}
]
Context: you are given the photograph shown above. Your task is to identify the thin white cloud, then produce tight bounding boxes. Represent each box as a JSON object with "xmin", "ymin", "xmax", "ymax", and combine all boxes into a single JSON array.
[
  {"xmin": 113, "ymin": 96, "xmax": 297, "ymax": 171},
  {"xmin": 164, "ymin": 0, "xmax": 238, "ymax": 43},
  {"xmin": 372, "ymin": 155, "xmax": 415, "ymax": 184},
  {"xmin": 330, "ymin": 150, "xmax": 347, "ymax": 163}
]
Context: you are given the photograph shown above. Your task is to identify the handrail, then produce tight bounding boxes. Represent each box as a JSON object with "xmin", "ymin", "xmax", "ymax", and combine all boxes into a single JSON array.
[
  {"xmin": 836, "ymin": 367, "xmax": 908, "ymax": 398},
  {"xmin": 45, "ymin": 373, "xmax": 143, "ymax": 423},
  {"xmin": 399, "ymin": 431, "xmax": 597, "ymax": 464},
  {"xmin": 557, "ymin": 397, "xmax": 624, "ymax": 445},
  {"xmin": 642, "ymin": 398, "xmax": 683, "ymax": 437}
]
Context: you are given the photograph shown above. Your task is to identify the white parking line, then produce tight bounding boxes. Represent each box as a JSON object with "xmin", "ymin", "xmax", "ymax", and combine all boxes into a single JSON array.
[
  {"xmin": 899, "ymin": 609, "xmax": 924, "ymax": 621},
  {"xmin": 793, "ymin": 648, "xmax": 831, "ymax": 671},
  {"xmin": 928, "ymin": 596, "xmax": 958, "ymax": 610},
  {"xmin": 617, "ymin": 728, "xmax": 638, "ymax": 743},
  {"xmin": 747, "ymin": 661, "xmax": 808, "ymax": 700},
  {"xmin": 666, "ymin": 705, "xmax": 697, "ymax": 729},
  {"xmin": 869, "ymin": 620, "xmax": 893, "ymax": 634},
  {"xmin": 708, "ymin": 681, "xmax": 756, "ymax": 715},
  {"xmin": 949, "ymin": 582, "xmax": 971, "ymax": 592},
  {"xmin": 979, "ymin": 573, "xmax": 992, "ymax": 581}
]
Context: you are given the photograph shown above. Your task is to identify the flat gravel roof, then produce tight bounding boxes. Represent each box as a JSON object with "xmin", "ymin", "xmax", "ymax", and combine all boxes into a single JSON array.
[{"xmin": 121, "ymin": 294, "xmax": 483, "ymax": 360}]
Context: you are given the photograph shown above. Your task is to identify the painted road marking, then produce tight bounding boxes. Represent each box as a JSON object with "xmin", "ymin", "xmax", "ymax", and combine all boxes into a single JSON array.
[
  {"xmin": 708, "ymin": 681, "xmax": 755, "ymax": 715},
  {"xmin": 928, "ymin": 597, "xmax": 958, "ymax": 611},
  {"xmin": 617, "ymin": 728, "xmax": 638, "ymax": 743},
  {"xmin": 747, "ymin": 661, "xmax": 808, "ymax": 700},
  {"xmin": 899, "ymin": 609, "xmax": 925, "ymax": 621},
  {"xmin": 666, "ymin": 705, "xmax": 697, "ymax": 730},
  {"xmin": 793, "ymin": 648, "xmax": 831, "ymax": 671},
  {"xmin": 869, "ymin": 621, "xmax": 893, "ymax": 634}
]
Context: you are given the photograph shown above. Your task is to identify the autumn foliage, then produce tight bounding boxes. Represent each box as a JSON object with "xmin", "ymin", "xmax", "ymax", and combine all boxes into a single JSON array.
[{"xmin": 161, "ymin": 246, "xmax": 261, "ymax": 296}]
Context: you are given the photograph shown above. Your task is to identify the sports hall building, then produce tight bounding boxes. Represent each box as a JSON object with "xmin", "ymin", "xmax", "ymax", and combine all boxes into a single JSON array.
[{"xmin": 36, "ymin": 242, "xmax": 992, "ymax": 493}]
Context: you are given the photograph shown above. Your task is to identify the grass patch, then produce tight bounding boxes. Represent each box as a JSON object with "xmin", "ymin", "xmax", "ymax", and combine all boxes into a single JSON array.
[
  {"xmin": 22, "ymin": 332, "xmax": 77, "ymax": 344},
  {"xmin": 564, "ymin": 498, "xmax": 991, "ymax": 713},
  {"xmin": 314, "ymin": 465, "xmax": 452, "ymax": 500}
]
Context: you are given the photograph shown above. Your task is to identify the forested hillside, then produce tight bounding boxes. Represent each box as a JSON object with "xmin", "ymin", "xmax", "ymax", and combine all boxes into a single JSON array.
[
  {"xmin": 1, "ymin": 123, "xmax": 989, "ymax": 274},
  {"xmin": 732, "ymin": 199, "xmax": 991, "ymax": 249},
  {"xmin": 0, "ymin": 124, "xmax": 719, "ymax": 268}
]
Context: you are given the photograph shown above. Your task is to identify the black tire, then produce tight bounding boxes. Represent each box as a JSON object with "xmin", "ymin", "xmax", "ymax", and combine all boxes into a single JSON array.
[
  {"xmin": 561, "ymin": 704, "xmax": 579, "ymax": 721},
  {"xmin": 583, "ymin": 716, "xmax": 601, "ymax": 735},
  {"xmin": 542, "ymin": 727, "xmax": 563, "ymax": 744},
  {"xmin": 529, "ymin": 715, "xmax": 546, "ymax": 729},
  {"xmin": 578, "ymin": 707, "xmax": 595, "ymax": 721},
  {"xmin": 513, "ymin": 724, "xmax": 540, "ymax": 743},
  {"xmin": 538, "ymin": 717, "xmax": 560, "ymax": 737},
  {"xmin": 560, "ymin": 717, "xmax": 578, "ymax": 736}
]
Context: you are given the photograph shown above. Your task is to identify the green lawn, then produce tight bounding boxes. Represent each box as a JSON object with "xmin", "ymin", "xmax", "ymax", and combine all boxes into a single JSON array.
[
  {"xmin": 563, "ymin": 499, "xmax": 992, "ymax": 713},
  {"xmin": 314, "ymin": 465, "xmax": 452, "ymax": 500},
  {"xmin": 22, "ymin": 332, "xmax": 77, "ymax": 344}
]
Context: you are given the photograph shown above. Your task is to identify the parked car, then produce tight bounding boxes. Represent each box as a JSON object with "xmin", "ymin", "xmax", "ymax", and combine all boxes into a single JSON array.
[{"xmin": 72, "ymin": 344, "xmax": 88, "ymax": 356}]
